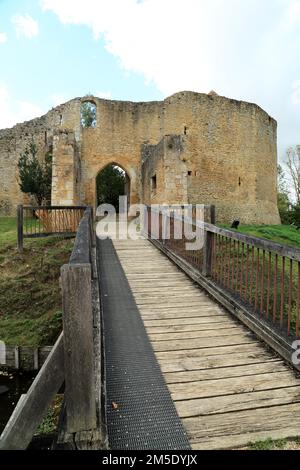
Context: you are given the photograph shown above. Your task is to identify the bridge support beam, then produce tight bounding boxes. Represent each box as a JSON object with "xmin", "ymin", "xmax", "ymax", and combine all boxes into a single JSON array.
[{"xmin": 202, "ymin": 205, "xmax": 216, "ymax": 278}]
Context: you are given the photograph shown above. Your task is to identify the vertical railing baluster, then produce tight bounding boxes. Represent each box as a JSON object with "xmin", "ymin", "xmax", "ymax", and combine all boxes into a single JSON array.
[
  {"xmin": 240, "ymin": 242, "xmax": 244, "ymax": 297},
  {"xmin": 231, "ymin": 240, "xmax": 235, "ymax": 290},
  {"xmin": 249, "ymin": 245, "xmax": 254, "ymax": 306},
  {"xmin": 245, "ymin": 244, "xmax": 249, "ymax": 301},
  {"xmin": 266, "ymin": 252, "xmax": 271, "ymax": 319},
  {"xmin": 296, "ymin": 262, "xmax": 300, "ymax": 338},
  {"xmin": 254, "ymin": 248, "xmax": 260, "ymax": 312},
  {"xmin": 260, "ymin": 250, "xmax": 266, "ymax": 316},
  {"xmin": 280, "ymin": 257, "xmax": 285, "ymax": 328},
  {"xmin": 288, "ymin": 259, "xmax": 293, "ymax": 336},
  {"xmin": 273, "ymin": 254, "xmax": 278, "ymax": 324}
]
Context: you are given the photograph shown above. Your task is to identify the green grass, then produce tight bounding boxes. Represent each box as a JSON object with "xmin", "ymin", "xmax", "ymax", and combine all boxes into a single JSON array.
[
  {"xmin": 0, "ymin": 217, "xmax": 19, "ymax": 247},
  {"xmin": 248, "ymin": 436, "xmax": 300, "ymax": 450},
  {"xmin": 0, "ymin": 217, "xmax": 73, "ymax": 346},
  {"xmin": 220, "ymin": 224, "xmax": 300, "ymax": 249},
  {"xmin": 36, "ymin": 395, "xmax": 63, "ymax": 436}
]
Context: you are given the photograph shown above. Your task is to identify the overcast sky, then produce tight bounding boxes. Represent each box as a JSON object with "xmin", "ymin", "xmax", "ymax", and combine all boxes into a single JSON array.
[{"xmin": 0, "ymin": 0, "xmax": 299, "ymax": 163}]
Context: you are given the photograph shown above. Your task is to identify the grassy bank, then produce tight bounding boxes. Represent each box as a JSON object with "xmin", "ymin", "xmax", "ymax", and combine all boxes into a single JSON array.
[
  {"xmin": 221, "ymin": 224, "xmax": 300, "ymax": 249},
  {"xmin": 0, "ymin": 217, "xmax": 73, "ymax": 346},
  {"xmin": 247, "ymin": 436, "xmax": 300, "ymax": 450}
]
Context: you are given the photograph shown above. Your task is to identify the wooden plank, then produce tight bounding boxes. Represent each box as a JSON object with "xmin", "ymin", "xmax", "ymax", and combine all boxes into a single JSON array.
[
  {"xmin": 175, "ymin": 386, "xmax": 300, "ymax": 418},
  {"xmin": 131, "ymin": 287, "xmax": 201, "ymax": 294},
  {"xmin": 183, "ymin": 402, "xmax": 300, "ymax": 449},
  {"xmin": 168, "ymin": 371, "xmax": 298, "ymax": 401},
  {"xmin": 61, "ymin": 263, "xmax": 97, "ymax": 434},
  {"xmin": 137, "ymin": 301, "xmax": 224, "ymax": 309},
  {"xmin": 158, "ymin": 355, "xmax": 280, "ymax": 373},
  {"xmin": 145, "ymin": 323, "xmax": 240, "ymax": 334},
  {"xmin": 139, "ymin": 303, "xmax": 221, "ymax": 311},
  {"xmin": 134, "ymin": 294, "xmax": 207, "ymax": 302},
  {"xmin": 155, "ymin": 343, "xmax": 273, "ymax": 360},
  {"xmin": 0, "ymin": 334, "xmax": 64, "ymax": 450},
  {"xmin": 148, "ymin": 327, "xmax": 253, "ymax": 341},
  {"xmin": 140, "ymin": 311, "xmax": 227, "ymax": 320},
  {"xmin": 143, "ymin": 317, "xmax": 238, "ymax": 326},
  {"xmin": 151, "ymin": 334, "xmax": 255, "ymax": 352},
  {"xmin": 129, "ymin": 280, "xmax": 198, "ymax": 286},
  {"xmin": 163, "ymin": 361, "xmax": 288, "ymax": 383},
  {"xmin": 125, "ymin": 274, "xmax": 188, "ymax": 280},
  {"xmin": 191, "ymin": 428, "xmax": 300, "ymax": 450}
]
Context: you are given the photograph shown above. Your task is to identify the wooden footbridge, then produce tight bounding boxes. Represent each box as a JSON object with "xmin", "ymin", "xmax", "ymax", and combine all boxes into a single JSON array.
[{"xmin": 1, "ymin": 205, "xmax": 300, "ymax": 450}]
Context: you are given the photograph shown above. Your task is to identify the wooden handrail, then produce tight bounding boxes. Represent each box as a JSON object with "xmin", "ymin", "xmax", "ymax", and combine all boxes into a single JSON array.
[{"xmin": 146, "ymin": 205, "xmax": 300, "ymax": 262}]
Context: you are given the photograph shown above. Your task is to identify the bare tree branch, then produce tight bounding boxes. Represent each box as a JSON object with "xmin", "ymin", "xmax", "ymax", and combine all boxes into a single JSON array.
[{"xmin": 286, "ymin": 146, "xmax": 300, "ymax": 205}]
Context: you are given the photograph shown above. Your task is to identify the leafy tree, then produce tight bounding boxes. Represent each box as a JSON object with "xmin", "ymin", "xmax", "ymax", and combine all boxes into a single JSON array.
[
  {"xmin": 18, "ymin": 142, "xmax": 52, "ymax": 206},
  {"xmin": 96, "ymin": 165, "xmax": 125, "ymax": 210},
  {"xmin": 292, "ymin": 205, "xmax": 300, "ymax": 227},
  {"xmin": 81, "ymin": 101, "xmax": 97, "ymax": 128}
]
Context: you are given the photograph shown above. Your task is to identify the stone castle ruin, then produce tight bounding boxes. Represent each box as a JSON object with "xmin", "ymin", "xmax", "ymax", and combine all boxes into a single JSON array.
[{"xmin": 0, "ymin": 91, "xmax": 280, "ymax": 224}]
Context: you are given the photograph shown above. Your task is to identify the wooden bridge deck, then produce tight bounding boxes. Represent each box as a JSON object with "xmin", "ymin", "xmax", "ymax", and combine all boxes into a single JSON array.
[{"xmin": 112, "ymin": 237, "xmax": 300, "ymax": 450}]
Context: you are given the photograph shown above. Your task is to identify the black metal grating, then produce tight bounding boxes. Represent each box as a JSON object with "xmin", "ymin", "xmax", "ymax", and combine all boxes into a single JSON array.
[{"xmin": 97, "ymin": 238, "xmax": 190, "ymax": 450}]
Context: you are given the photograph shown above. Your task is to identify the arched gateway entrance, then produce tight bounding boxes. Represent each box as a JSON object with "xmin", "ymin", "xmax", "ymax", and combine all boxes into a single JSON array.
[{"xmin": 96, "ymin": 163, "xmax": 130, "ymax": 213}]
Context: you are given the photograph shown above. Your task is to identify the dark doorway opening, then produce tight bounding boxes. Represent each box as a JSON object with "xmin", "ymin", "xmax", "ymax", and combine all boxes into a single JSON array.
[{"xmin": 96, "ymin": 164, "xmax": 130, "ymax": 212}]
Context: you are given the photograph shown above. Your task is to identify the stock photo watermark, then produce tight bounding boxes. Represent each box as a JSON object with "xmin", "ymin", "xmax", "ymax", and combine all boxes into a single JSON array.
[
  {"xmin": 292, "ymin": 341, "xmax": 300, "ymax": 366},
  {"xmin": 95, "ymin": 197, "xmax": 207, "ymax": 250}
]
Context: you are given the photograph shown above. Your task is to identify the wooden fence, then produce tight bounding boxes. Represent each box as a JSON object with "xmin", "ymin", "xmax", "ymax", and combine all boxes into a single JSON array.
[
  {"xmin": 145, "ymin": 205, "xmax": 300, "ymax": 371},
  {"xmin": 0, "ymin": 207, "xmax": 104, "ymax": 450},
  {"xmin": 0, "ymin": 344, "xmax": 52, "ymax": 371},
  {"xmin": 17, "ymin": 205, "xmax": 87, "ymax": 252}
]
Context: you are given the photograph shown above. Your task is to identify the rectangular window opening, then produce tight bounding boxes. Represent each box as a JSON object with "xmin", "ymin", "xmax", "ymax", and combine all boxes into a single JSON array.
[{"xmin": 151, "ymin": 174, "xmax": 157, "ymax": 194}]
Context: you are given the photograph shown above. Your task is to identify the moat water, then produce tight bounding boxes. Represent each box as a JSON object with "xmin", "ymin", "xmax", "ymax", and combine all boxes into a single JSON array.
[{"xmin": 0, "ymin": 370, "xmax": 35, "ymax": 434}]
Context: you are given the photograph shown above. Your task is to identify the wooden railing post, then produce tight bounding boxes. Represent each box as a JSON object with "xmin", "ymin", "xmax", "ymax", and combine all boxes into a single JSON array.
[
  {"xmin": 61, "ymin": 263, "xmax": 97, "ymax": 434},
  {"xmin": 202, "ymin": 205, "xmax": 216, "ymax": 278},
  {"xmin": 17, "ymin": 205, "xmax": 23, "ymax": 253}
]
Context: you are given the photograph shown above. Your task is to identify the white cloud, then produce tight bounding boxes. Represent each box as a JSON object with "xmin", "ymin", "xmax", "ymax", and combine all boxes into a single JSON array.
[
  {"xmin": 51, "ymin": 93, "xmax": 67, "ymax": 106},
  {"xmin": 18, "ymin": 101, "xmax": 43, "ymax": 122},
  {"xmin": 41, "ymin": 0, "xmax": 300, "ymax": 158},
  {"xmin": 40, "ymin": 0, "xmax": 299, "ymax": 97},
  {"xmin": 0, "ymin": 83, "xmax": 43, "ymax": 129},
  {"xmin": 281, "ymin": 0, "xmax": 300, "ymax": 32},
  {"xmin": 291, "ymin": 80, "xmax": 300, "ymax": 105},
  {"xmin": 12, "ymin": 14, "xmax": 39, "ymax": 39},
  {"xmin": 0, "ymin": 32, "xmax": 7, "ymax": 44}
]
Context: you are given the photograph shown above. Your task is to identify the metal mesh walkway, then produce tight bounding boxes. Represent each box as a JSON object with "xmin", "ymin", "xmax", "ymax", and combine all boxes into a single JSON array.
[{"xmin": 97, "ymin": 238, "xmax": 190, "ymax": 450}]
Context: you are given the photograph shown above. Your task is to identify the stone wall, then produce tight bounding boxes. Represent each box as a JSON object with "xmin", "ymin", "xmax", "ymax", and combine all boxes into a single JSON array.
[
  {"xmin": 142, "ymin": 135, "xmax": 188, "ymax": 205},
  {"xmin": 0, "ymin": 98, "xmax": 81, "ymax": 214},
  {"xmin": 0, "ymin": 91, "xmax": 280, "ymax": 224}
]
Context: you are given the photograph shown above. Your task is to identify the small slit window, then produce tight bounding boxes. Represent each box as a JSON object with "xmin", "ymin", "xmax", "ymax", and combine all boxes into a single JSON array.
[
  {"xmin": 151, "ymin": 174, "xmax": 157, "ymax": 194},
  {"xmin": 81, "ymin": 101, "xmax": 97, "ymax": 128}
]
